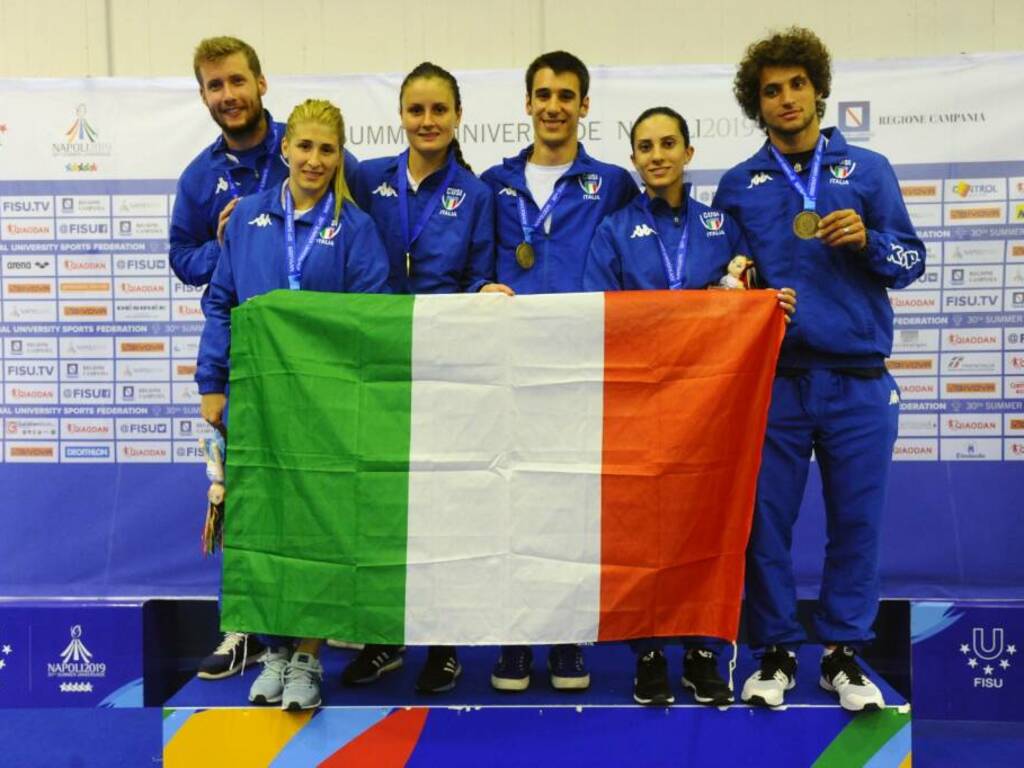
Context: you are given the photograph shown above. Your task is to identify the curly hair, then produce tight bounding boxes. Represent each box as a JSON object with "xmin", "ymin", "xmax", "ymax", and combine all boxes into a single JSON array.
[{"xmin": 733, "ymin": 27, "xmax": 832, "ymax": 130}]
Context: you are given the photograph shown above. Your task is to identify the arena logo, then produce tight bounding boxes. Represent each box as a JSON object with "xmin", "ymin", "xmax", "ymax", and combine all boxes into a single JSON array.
[
  {"xmin": 48, "ymin": 625, "xmax": 106, "ymax": 682},
  {"xmin": 53, "ymin": 104, "xmax": 112, "ymax": 158},
  {"xmin": 960, "ymin": 627, "xmax": 1016, "ymax": 689}
]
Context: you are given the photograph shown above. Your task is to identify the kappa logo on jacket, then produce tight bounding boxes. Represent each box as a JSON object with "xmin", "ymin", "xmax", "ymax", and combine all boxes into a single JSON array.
[
  {"xmin": 499, "ymin": 187, "xmax": 518, "ymax": 197},
  {"xmin": 630, "ymin": 223, "xmax": 656, "ymax": 239},
  {"xmin": 248, "ymin": 213, "xmax": 272, "ymax": 228},
  {"xmin": 747, "ymin": 172, "xmax": 773, "ymax": 189},
  {"xmin": 215, "ymin": 177, "xmax": 229, "ymax": 195},
  {"xmin": 372, "ymin": 182, "xmax": 397, "ymax": 198}
]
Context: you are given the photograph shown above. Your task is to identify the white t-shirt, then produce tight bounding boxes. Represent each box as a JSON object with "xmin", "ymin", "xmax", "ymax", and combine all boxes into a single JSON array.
[{"xmin": 525, "ymin": 161, "xmax": 571, "ymax": 235}]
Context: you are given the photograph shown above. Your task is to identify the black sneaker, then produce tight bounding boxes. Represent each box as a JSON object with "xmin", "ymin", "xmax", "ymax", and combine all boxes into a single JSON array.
[
  {"xmin": 341, "ymin": 644, "xmax": 404, "ymax": 685},
  {"xmin": 197, "ymin": 632, "xmax": 266, "ymax": 679},
  {"xmin": 415, "ymin": 646, "xmax": 462, "ymax": 694},
  {"xmin": 820, "ymin": 645, "xmax": 885, "ymax": 712},
  {"xmin": 633, "ymin": 650, "xmax": 674, "ymax": 706},
  {"xmin": 740, "ymin": 645, "xmax": 797, "ymax": 707},
  {"xmin": 682, "ymin": 647, "xmax": 733, "ymax": 705}
]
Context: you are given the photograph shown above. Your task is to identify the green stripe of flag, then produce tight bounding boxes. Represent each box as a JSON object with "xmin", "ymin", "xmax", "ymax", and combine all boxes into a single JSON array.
[{"xmin": 221, "ymin": 291, "xmax": 415, "ymax": 643}]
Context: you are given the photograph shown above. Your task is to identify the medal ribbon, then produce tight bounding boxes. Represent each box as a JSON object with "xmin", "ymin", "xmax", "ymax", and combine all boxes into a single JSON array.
[
  {"xmin": 284, "ymin": 187, "xmax": 335, "ymax": 291},
  {"xmin": 516, "ymin": 177, "xmax": 570, "ymax": 245},
  {"xmin": 768, "ymin": 134, "xmax": 825, "ymax": 211},
  {"xmin": 397, "ymin": 150, "xmax": 459, "ymax": 260},
  {"xmin": 225, "ymin": 124, "xmax": 279, "ymax": 199},
  {"xmin": 642, "ymin": 199, "xmax": 690, "ymax": 290}
]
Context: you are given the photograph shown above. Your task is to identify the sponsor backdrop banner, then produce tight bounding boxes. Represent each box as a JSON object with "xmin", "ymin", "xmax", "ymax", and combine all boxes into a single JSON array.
[{"xmin": 0, "ymin": 54, "xmax": 1022, "ymax": 598}]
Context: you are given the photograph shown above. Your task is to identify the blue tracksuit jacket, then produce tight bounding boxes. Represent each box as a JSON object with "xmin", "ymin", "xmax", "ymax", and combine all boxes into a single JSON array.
[
  {"xmin": 585, "ymin": 184, "xmax": 748, "ymax": 291},
  {"xmin": 713, "ymin": 128, "xmax": 924, "ymax": 368},
  {"xmin": 352, "ymin": 151, "xmax": 495, "ymax": 294},
  {"xmin": 195, "ymin": 184, "xmax": 389, "ymax": 394},
  {"xmin": 170, "ymin": 111, "xmax": 360, "ymax": 289},
  {"xmin": 481, "ymin": 144, "xmax": 637, "ymax": 294}
]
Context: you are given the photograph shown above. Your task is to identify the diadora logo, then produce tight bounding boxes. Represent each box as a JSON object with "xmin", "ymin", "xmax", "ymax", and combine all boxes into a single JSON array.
[
  {"xmin": 441, "ymin": 187, "xmax": 465, "ymax": 215},
  {"xmin": 700, "ymin": 211, "xmax": 725, "ymax": 233},
  {"xmin": 830, "ymin": 159, "xmax": 856, "ymax": 182},
  {"xmin": 579, "ymin": 174, "xmax": 603, "ymax": 198},
  {"xmin": 747, "ymin": 172, "xmax": 772, "ymax": 189},
  {"xmin": 248, "ymin": 213, "xmax": 272, "ymax": 227},
  {"xmin": 498, "ymin": 187, "xmax": 518, "ymax": 197},
  {"xmin": 630, "ymin": 223, "xmax": 656, "ymax": 239},
  {"xmin": 372, "ymin": 182, "xmax": 397, "ymax": 198},
  {"xmin": 887, "ymin": 243, "xmax": 921, "ymax": 271},
  {"xmin": 961, "ymin": 627, "xmax": 1016, "ymax": 689},
  {"xmin": 48, "ymin": 625, "xmax": 106, "ymax": 684},
  {"xmin": 215, "ymin": 177, "xmax": 229, "ymax": 195}
]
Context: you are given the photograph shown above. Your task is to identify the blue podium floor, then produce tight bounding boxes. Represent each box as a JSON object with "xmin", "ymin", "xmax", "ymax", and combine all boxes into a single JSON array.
[{"xmin": 167, "ymin": 642, "xmax": 907, "ymax": 709}]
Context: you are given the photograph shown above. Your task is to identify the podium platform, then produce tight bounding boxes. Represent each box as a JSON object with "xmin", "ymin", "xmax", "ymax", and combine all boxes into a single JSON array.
[{"xmin": 162, "ymin": 644, "xmax": 910, "ymax": 767}]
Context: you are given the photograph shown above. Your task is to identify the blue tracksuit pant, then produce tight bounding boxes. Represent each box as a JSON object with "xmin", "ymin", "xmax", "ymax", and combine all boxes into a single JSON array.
[{"xmin": 745, "ymin": 369, "xmax": 900, "ymax": 649}]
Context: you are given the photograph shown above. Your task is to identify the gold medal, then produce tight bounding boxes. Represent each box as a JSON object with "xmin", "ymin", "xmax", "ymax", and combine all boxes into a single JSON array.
[
  {"xmin": 515, "ymin": 242, "xmax": 536, "ymax": 270},
  {"xmin": 793, "ymin": 211, "xmax": 821, "ymax": 240}
]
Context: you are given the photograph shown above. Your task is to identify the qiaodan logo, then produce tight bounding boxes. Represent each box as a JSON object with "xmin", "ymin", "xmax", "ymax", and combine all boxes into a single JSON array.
[
  {"xmin": 960, "ymin": 626, "xmax": 1016, "ymax": 689},
  {"xmin": 48, "ymin": 625, "xmax": 107, "ymax": 679},
  {"xmin": 53, "ymin": 104, "xmax": 112, "ymax": 158}
]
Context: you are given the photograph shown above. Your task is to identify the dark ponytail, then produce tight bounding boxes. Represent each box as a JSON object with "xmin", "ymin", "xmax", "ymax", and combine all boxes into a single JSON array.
[{"xmin": 400, "ymin": 61, "xmax": 472, "ymax": 172}]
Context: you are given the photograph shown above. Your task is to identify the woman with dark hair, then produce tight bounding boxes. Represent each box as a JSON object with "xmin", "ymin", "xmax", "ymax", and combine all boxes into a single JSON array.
[
  {"xmin": 585, "ymin": 106, "xmax": 794, "ymax": 707},
  {"xmin": 346, "ymin": 63, "xmax": 512, "ymax": 695}
]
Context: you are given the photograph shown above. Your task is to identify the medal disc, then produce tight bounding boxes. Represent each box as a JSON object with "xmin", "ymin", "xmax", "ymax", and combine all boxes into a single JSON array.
[
  {"xmin": 793, "ymin": 211, "xmax": 821, "ymax": 240},
  {"xmin": 515, "ymin": 242, "xmax": 536, "ymax": 270}
]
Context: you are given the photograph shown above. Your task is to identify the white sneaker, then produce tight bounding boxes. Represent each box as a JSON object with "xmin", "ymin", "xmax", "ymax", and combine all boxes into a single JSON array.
[
  {"xmin": 281, "ymin": 652, "xmax": 324, "ymax": 711},
  {"xmin": 248, "ymin": 648, "xmax": 290, "ymax": 705},
  {"xmin": 820, "ymin": 646, "xmax": 885, "ymax": 712},
  {"xmin": 741, "ymin": 646, "xmax": 797, "ymax": 707}
]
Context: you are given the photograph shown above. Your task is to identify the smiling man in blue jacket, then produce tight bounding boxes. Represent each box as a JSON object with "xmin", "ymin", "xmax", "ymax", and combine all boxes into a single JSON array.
[
  {"xmin": 712, "ymin": 27, "xmax": 925, "ymax": 712},
  {"xmin": 170, "ymin": 37, "xmax": 358, "ymax": 306},
  {"xmin": 481, "ymin": 51, "xmax": 637, "ymax": 693}
]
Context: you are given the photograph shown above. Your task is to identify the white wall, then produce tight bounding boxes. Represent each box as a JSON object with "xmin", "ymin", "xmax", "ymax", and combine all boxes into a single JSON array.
[{"xmin": 2, "ymin": 0, "xmax": 1023, "ymax": 78}]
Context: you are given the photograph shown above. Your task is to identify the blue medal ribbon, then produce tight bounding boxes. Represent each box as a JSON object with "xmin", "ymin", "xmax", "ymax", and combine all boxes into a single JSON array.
[
  {"xmin": 516, "ymin": 176, "xmax": 570, "ymax": 246},
  {"xmin": 283, "ymin": 187, "xmax": 335, "ymax": 291},
  {"xmin": 397, "ymin": 150, "xmax": 459, "ymax": 275},
  {"xmin": 642, "ymin": 197, "xmax": 690, "ymax": 290},
  {"xmin": 768, "ymin": 134, "xmax": 825, "ymax": 211},
  {"xmin": 225, "ymin": 124, "xmax": 279, "ymax": 199}
]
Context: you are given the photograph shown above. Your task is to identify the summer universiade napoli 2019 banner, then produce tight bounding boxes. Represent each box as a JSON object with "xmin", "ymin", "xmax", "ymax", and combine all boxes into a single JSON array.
[{"xmin": 0, "ymin": 54, "xmax": 1021, "ymax": 599}]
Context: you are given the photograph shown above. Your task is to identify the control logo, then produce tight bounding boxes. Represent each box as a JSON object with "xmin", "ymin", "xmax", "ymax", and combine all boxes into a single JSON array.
[
  {"xmin": 48, "ymin": 625, "xmax": 106, "ymax": 687},
  {"xmin": 960, "ymin": 627, "xmax": 1015, "ymax": 689},
  {"xmin": 53, "ymin": 104, "xmax": 112, "ymax": 158}
]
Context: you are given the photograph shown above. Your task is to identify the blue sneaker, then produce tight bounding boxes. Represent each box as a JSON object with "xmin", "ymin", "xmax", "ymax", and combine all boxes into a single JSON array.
[
  {"xmin": 549, "ymin": 644, "xmax": 590, "ymax": 690},
  {"xmin": 491, "ymin": 646, "xmax": 532, "ymax": 691}
]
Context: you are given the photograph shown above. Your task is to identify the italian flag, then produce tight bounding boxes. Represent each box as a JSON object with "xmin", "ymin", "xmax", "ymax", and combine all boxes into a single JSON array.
[{"xmin": 221, "ymin": 290, "xmax": 784, "ymax": 644}]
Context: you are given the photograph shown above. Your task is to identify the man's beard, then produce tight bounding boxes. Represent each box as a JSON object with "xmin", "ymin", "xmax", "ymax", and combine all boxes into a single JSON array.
[{"xmin": 211, "ymin": 99, "xmax": 264, "ymax": 143}]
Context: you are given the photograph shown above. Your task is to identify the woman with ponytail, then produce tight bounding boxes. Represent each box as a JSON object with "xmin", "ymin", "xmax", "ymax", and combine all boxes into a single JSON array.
[
  {"xmin": 196, "ymin": 98, "xmax": 389, "ymax": 711},
  {"xmin": 346, "ymin": 63, "xmax": 511, "ymax": 696}
]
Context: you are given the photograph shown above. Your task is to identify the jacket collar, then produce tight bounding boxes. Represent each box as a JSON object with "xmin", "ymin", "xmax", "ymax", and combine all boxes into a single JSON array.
[
  {"xmin": 745, "ymin": 127, "xmax": 849, "ymax": 171},
  {"xmin": 496, "ymin": 142, "xmax": 601, "ymax": 192}
]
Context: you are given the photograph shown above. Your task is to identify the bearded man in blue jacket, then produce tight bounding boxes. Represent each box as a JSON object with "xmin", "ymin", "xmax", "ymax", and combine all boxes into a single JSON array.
[{"xmin": 712, "ymin": 27, "xmax": 925, "ymax": 711}]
